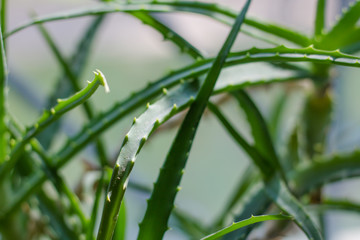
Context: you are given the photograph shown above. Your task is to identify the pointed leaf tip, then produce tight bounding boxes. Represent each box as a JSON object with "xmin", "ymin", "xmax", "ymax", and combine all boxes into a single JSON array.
[{"xmin": 94, "ymin": 69, "xmax": 110, "ymax": 93}]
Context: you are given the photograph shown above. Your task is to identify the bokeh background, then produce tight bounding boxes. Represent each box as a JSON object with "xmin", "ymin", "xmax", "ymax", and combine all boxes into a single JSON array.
[{"xmin": 5, "ymin": 0, "xmax": 360, "ymax": 239}]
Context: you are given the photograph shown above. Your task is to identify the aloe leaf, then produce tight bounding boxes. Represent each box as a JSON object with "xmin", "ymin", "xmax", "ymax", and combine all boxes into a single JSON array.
[
  {"xmin": 96, "ymin": 80, "xmax": 198, "ymax": 240},
  {"xmin": 136, "ymin": 2, "xmax": 252, "ymax": 240},
  {"xmin": 112, "ymin": 201, "xmax": 126, "ymax": 240},
  {"xmin": 6, "ymin": 1, "xmax": 310, "ymax": 47},
  {"xmin": 0, "ymin": 26, "xmax": 7, "ymax": 162},
  {"xmin": 318, "ymin": 1, "xmax": 360, "ymax": 49},
  {"xmin": 291, "ymin": 150, "xmax": 360, "ymax": 195},
  {"xmin": 202, "ymin": 214, "xmax": 292, "ymax": 240},
  {"xmin": 233, "ymin": 90, "xmax": 284, "ymax": 180},
  {"xmin": 314, "ymin": 0, "xmax": 326, "ymax": 38},
  {"xmin": 0, "ymin": 70, "xmax": 109, "ymax": 181},
  {"xmin": 131, "ymin": 12, "xmax": 203, "ymax": 59},
  {"xmin": 37, "ymin": 21, "xmax": 109, "ymax": 168},
  {"xmin": 223, "ymin": 185, "xmax": 271, "ymax": 240},
  {"xmin": 311, "ymin": 199, "xmax": 360, "ymax": 213},
  {"xmin": 0, "ymin": 0, "xmax": 6, "ymax": 36},
  {"xmin": 5, "ymin": 45, "xmax": 360, "ymax": 216},
  {"xmin": 243, "ymin": 18, "xmax": 311, "ymax": 47},
  {"xmin": 265, "ymin": 175, "xmax": 323, "ymax": 240},
  {"xmin": 55, "ymin": 45, "xmax": 360, "ymax": 164},
  {"xmin": 37, "ymin": 16, "xmax": 105, "ymax": 149}
]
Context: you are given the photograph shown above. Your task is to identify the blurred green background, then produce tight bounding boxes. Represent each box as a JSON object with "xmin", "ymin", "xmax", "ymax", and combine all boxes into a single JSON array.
[{"xmin": 6, "ymin": 0, "xmax": 360, "ymax": 239}]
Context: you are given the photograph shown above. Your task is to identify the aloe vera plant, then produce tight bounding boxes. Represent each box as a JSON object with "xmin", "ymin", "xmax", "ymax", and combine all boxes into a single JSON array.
[{"xmin": 2, "ymin": 0, "xmax": 360, "ymax": 239}]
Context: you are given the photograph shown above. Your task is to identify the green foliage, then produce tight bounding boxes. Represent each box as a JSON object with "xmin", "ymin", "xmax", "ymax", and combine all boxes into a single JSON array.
[{"xmin": 2, "ymin": 0, "xmax": 360, "ymax": 239}]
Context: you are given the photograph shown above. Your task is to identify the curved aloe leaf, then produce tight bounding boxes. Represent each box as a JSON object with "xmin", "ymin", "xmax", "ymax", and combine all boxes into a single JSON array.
[
  {"xmin": 202, "ymin": 214, "xmax": 292, "ymax": 240},
  {"xmin": 314, "ymin": 0, "xmax": 326, "ymax": 38},
  {"xmin": 0, "ymin": 26, "xmax": 7, "ymax": 162},
  {"xmin": 6, "ymin": 1, "xmax": 310, "ymax": 47},
  {"xmin": 0, "ymin": 70, "xmax": 109, "ymax": 181},
  {"xmin": 37, "ymin": 16, "xmax": 105, "ymax": 149},
  {"xmin": 136, "ymin": 2, "xmax": 252, "ymax": 239},
  {"xmin": 311, "ymin": 198, "xmax": 360, "ymax": 214},
  {"xmin": 55, "ymin": 45, "xmax": 360, "ymax": 166},
  {"xmin": 222, "ymin": 185, "xmax": 271, "ymax": 240},
  {"xmin": 244, "ymin": 18, "xmax": 311, "ymax": 47},
  {"xmin": 233, "ymin": 90, "xmax": 284, "ymax": 180},
  {"xmin": 291, "ymin": 150, "xmax": 360, "ymax": 195},
  {"xmin": 4, "ymin": 45, "xmax": 360, "ymax": 217},
  {"xmin": 318, "ymin": 1, "xmax": 360, "ymax": 49},
  {"xmin": 265, "ymin": 175, "xmax": 323, "ymax": 240},
  {"xmin": 131, "ymin": 12, "xmax": 203, "ymax": 59},
  {"xmin": 96, "ymin": 81, "xmax": 198, "ymax": 240}
]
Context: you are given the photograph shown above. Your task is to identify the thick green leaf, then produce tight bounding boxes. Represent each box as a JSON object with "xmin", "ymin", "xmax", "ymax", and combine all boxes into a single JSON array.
[
  {"xmin": 136, "ymin": 1, "xmax": 252, "ymax": 239},
  {"xmin": 112, "ymin": 201, "xmax": 126, "ymax": 240},
  {"xmin": 318, "ymin": 0, "xmax": 360, "ymax": 49},
  {"xmin": 265, "ymin": 175, "xmax": 323, "ymax": 240},
  {"xmin": 0, "ymin": 70, "xmax": 108, "ymax": 181},
  {"xmin": 233, "ymin": 90, "xmax": 283, "ymax": 179},
  {"xmin": 311, "ymin": 198, "xmax": 360, "ymax": 214},
  {"xmin": 314, "ymin": 0, "xmax": 326, "ymax": 38},
  {"xmin": 202, "ymin": 214, "xmax": 292, "ymax": 240},
  {"xmin": 6, "ymin": 1, "xmax": 310, "ymax": 47},
  {"xmin": 291, "ymin": 150, "xmax": 360, "ymax": 195},
  {"xmin": 96, "ymin": 81, "xmax": 198, "ymax": 240},
  {"xmin": 4, "ymin": 44, "xmax": 360, "ymax": 218}
]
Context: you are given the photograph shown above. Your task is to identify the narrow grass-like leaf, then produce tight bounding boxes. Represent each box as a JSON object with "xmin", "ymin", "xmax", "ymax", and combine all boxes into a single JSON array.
[
  {"xmin": 233, "ymin": 90, "xmax": 283, "ymax": 180},
  {"xmin": 131, "ymin": 12, "xmax": 203, "ymax": 59},
  {"xmin": 291, "ymin": 150, "xmax": 360, "ymax": 195},
  {"xmin": 86, "ymin": 171, "xmax": 105, "ymax": 240},
  {"xmin": 137, "ymin": 2, "xmax": 252, "ymax": 239},
  {"xmin": 244, "ymin": 18, "xmax": 311, "ymax": 47},
  {"xmin": 0, "ymin": 0, "xmax": 6, "ymax": 37},
  {"xmin": 0, "ymin": 70, "xmax": 109, "ymax": 181},
  {"xmin": 314, "ymin": 0, "xmax": 326, "ymax": 38},
  {"xmin": 265, "ymin": 175, "xmax": 323, "ymax": 240},
  {"xmin": 6, "ymin": 1, "xmax": 310, "ymax": 47},
  {"xmin": 318, "ymin": 1, "xmax": 360, "ymax": 49},
  {"xmin": 202, "ymin": 214, "xmax": 292, "ymax": 240},
  {"xmin": 0, "ymin": 26, "xmax": 7, "ymax": 162},
  {"xmin": 96, "ymin": 81, "xmax": 198, "ymax": 240}
]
